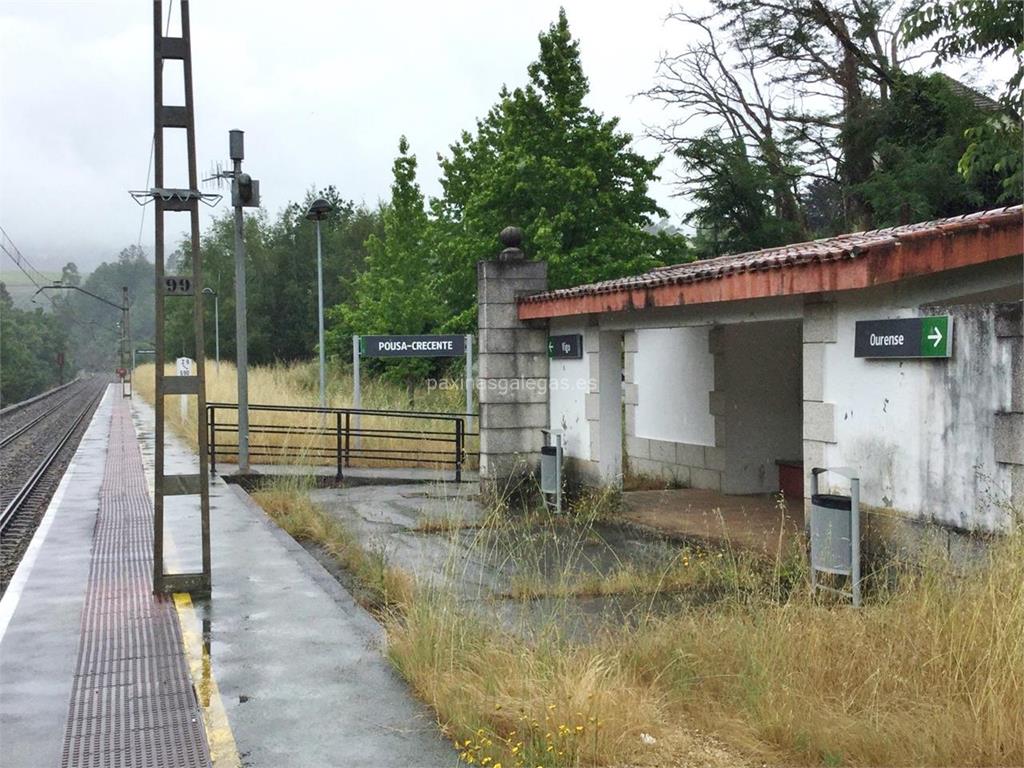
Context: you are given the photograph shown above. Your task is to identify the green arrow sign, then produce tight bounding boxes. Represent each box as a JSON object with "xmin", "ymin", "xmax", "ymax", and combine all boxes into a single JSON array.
[
  {"xmin": 919, "ymin": 316, "xmax": 950, "ymax": 357},
  {"xmin": 854, "ymin": 316, "xmax": 952, "ymax": 359}
]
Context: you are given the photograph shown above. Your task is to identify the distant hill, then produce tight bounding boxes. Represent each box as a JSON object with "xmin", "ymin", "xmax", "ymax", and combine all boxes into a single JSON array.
[{"xmin": 0, "ymin": 269, "xmax": 63, "ymax": 310}]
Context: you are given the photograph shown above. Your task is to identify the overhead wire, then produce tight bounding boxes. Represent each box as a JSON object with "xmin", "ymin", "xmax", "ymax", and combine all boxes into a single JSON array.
[{"xmin": 0, "ymin": 227, "xmax": 60, "ymax": 310}]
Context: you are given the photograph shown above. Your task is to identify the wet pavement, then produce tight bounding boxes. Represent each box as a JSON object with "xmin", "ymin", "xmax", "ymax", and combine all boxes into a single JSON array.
[
  {"xmin": 306, "ymin": 482, "xmax": 713, "ymax": 641},
  {"xmin": 131, "ymin": 399, "xmax": 458, "ymax": 767},
  {"xmin": 0, "ymin": 390, "xmax": 112, "ymax": 768}
]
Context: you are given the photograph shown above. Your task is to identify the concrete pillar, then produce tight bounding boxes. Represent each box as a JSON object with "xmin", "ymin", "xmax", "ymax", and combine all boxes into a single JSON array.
[{"xmin": 477, "ymin": 227, "xmax": 549, "ymax": 486}]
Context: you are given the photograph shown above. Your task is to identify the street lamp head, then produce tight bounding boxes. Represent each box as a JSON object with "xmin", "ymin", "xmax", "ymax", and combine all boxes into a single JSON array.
[
  {"xmin": 305, "ymin": 198, "xmax": 333, "ymax": 222},
  {"xmin": 202, "ymin": 287, "xmax": 217, "ymax": 296}
]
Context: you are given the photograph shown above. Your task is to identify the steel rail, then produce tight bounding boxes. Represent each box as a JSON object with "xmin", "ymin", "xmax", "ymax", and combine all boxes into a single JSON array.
[
  {"xmin": 0, "ymin": 378, "xmax": 79, "ymax": 418},
  {"xmin": 0, "ymin": 387, "xmax": 104, "ymax": 535},
  {"xmin": 0, "ymin": 386, "xmax": 86, "ymax": 449}
]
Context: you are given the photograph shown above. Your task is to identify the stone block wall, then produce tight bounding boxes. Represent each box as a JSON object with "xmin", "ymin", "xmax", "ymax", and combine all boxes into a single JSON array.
[{"xmin": 477, "ymin": 258, "xmax": 549, "ymax": 482}]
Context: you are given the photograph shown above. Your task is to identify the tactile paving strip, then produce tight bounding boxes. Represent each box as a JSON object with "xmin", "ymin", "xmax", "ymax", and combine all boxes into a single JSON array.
[{"xmin": 60, "ymin": 399, "xmax": 211, "ymax": 768}]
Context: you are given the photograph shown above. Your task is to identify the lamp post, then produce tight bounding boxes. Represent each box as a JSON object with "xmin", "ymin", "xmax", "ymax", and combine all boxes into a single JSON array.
[
  {"xmin": 202, "ymin": 287, "xmax": 220, "ymax": 373},
  {"xmin": 305, "ymin": 197, "xmax": 333, "ymax": 408}
]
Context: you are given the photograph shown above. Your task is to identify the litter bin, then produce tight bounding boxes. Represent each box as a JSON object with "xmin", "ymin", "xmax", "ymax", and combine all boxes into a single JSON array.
[
  {"xmin": 539, "ymin": 429, "xmax": 563, "ymax": 513},
  {"xmin": 540, "ymin": 446, "xmax": 559, "ymax": 493},
  {"xmin": 810, "ymin": 467, "xmax": 861, "ymax": 607}
]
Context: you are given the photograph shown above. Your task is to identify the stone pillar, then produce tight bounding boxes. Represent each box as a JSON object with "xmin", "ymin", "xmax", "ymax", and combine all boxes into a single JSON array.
[
  {"xmin": 477, "ymin": 227, "xmax": 549, "ymax": 487},
  {"xmin": 994, "ymin": 302, "xmax": 1024, "ymax": 517},
  {"xmin": 802, "ymin": 300, "xmax": 838, "ymax": 515}
]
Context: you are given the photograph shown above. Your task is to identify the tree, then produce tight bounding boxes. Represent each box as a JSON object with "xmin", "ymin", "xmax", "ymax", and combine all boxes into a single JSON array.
[
  {"xmin": 433, "ymin": 9, "xmax": 685, "ymax": 330},
  {"xmin": 647, "ymin": 0, "xmax": 1017, "ymax": 255},
  {"xmin": 643, "ymin": 9, "xmax": 808, "ymax": 253},
  {"xmin": 0, "ymin": 284, "xmax": 71, "ymax": 405},
  {"xmin": 650, "ymin": 0, "xmax": 904, "ymax": 234},
  {"xmin": 165, "ymin": 190, "xmax": 381, "ymax": 366},
  {"xmin": 903, "ymin": 0, "xmax": 1023, "ymax": 112},
  {"xmin": 331, "ymin": 137, "xmax": 437, "ymax": 403},
  {"xmin": 681, "ymin": 133, "xmax": 806, "ymax": 257},
  {"xmin": 902, "ymin": 0, "xmax": 1023, "ymax": 201},
  {"xmin": 723, "ymin": 0, "xmax": 906, "ymax": 228},
  {"xmin": 854, "ymin": 72, "xmax": 1002, "ymax": 222},
  {"xmin": 62, "ymin": 247, "xmax": 154, "ymax": 372}
]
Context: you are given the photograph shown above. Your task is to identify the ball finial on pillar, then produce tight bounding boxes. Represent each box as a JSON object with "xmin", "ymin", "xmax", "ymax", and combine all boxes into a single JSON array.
[{"xmin": 498, "ymin": 226, "xmax": 524, "ymax": 261}]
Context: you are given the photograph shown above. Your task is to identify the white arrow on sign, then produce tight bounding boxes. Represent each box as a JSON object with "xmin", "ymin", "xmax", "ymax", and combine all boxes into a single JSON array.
[{"xmin": 928, "ymin": 327, "xmax": 943, "ymax": 347}]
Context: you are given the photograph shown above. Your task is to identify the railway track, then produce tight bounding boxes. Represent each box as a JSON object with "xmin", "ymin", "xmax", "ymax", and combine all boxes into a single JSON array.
[{"xmin": 0, "ymin": 377, "xmax": 108, "ymax": 594}]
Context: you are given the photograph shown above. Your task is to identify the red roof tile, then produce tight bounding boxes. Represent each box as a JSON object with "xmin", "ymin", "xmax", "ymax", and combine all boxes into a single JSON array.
[{"xmin": 518, "ymin": 206, "xmax": 1023, "ymax": 313}]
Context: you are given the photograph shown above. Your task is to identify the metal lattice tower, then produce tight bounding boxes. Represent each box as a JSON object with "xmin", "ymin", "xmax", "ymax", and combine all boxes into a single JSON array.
[{"xmin": 149, "ymin": 0, "xmax": 211, "ymax": 595}]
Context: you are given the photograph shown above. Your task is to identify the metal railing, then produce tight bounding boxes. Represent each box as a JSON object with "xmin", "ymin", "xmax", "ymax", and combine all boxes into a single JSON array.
[{"xmin": 206, "ymin": 402, "xmax": 477, "ymax": 482}]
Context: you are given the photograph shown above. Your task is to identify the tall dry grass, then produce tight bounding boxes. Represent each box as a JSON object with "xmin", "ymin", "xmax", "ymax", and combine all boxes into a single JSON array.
[
  {"xmin": 390, "ymin": 507, "xmax": 1024, "ymax": 767},
  {"xmin": 252, "ymin": 474, "xmax": 414, "ymax": 612},
  {"xmin": 133, "ymin": 360, "xmax": 476, "ymax": 469},
  {"xmin": 621, "ymin": 530, "xmax": 1024, "ymax": 766},
  {"xmin": 246, "ymin": 459, "xmax": 1024, "ymax": 766},
  {"xmin": 387, "ymin": 593, "xmax": 689, "ymax": 767}
]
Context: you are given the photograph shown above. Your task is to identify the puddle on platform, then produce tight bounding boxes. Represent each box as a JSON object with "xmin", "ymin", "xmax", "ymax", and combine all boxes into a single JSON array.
[{"xmin": 293, "ymin": 481, "xmax": 726, "ymax": 639}]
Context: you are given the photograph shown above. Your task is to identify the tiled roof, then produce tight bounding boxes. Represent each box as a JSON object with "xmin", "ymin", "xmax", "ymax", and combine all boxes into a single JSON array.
[
  {"xmin": 938, "ymin": 73, "xmax": 1003, "ymax": 113},
  {"xmin": 519, "ymin": 205, "xmax": 1024, "ymax": 306}
]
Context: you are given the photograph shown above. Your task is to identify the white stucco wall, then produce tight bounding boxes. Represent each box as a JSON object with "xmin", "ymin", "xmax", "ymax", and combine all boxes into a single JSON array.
[
  {"xmin": 548, "ymin": 323, "xmax": 590, "ymax": 461},
  {"xmin": 635, "ymin": 327, "xmax": 715, "ymax": 446},
  {"xmin": 721, "ymin": 321, "xmax": 803, "ymax": 494},
  {"xmin": 821, "ymin": 300, "xmax": 1015, "ymax": 531}
]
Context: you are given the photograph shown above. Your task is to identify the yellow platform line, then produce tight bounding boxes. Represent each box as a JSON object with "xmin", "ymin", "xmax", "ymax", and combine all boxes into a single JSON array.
[{"xmin": 173, "ymin": 593, "xmax": 242, "ymax": 768}]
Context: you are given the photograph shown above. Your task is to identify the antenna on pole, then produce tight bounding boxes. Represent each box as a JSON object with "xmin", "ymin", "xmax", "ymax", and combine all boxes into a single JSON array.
[{"xmin": 202, "ymin": 161, "xmax": 226, "ymax": 191}]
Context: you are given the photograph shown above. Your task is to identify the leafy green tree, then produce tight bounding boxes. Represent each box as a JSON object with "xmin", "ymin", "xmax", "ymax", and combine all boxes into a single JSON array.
[
  {"xmin": 0, "ymin": 283, "xmax": 71, "ymax": 405},
  {"xmin": 706, "ymin": 0, "xmax": 903, "ymax": 230},
  {"xmin": 644, "ymin": 9, "xmax": 809, "ymax": 251},
  {"xmin": 681, "ymin": 134, "xmax": 806, "ymax": 257},
  {"xmin": 64, "ymin": 246, "xmax": 154, "ymax": 372},
  {"xmin": 330, "ymin": 137, "xmax": 438, "ymax": 403},
  {"xmin": 903, "ymin": 0, "xmax": 1023, "ymax": 112},
  {"xmin": 648, "ymin": 0, "xmax": 1018, "ymax": 255},
  {"xmin": 855, "ymin": 73, "xmax": 1003, "ymax": 222},
  {"xmin": 166, "ymin": 191, "xmax": 381, "ymax": 366},
  {"xmin": 433, "ymin": 9, "xmax": 685, "ymax": 330},
  {"xmin": 903, "ymin": 0, "xmax": 1023, "ymax": 201}
]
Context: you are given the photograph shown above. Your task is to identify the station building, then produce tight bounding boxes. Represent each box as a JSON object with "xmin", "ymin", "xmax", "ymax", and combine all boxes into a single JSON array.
[{"xmin": 477, "ymin": 206, "xmax": 1024, "ymax": 537}]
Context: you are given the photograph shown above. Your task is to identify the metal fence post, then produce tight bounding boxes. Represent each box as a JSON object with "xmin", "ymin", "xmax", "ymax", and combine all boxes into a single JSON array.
[
  {"xmin": 344, "ymin": 411, "xmax": 351, "ymax": 467},
  {"xmin": 352, "ymin": 335, "xmax": 361, "ymax": 455},
  {"xmin": 209, "ymin": 406, "xmax": 216, "ymax": 475},
  {"xmin": 454, "ymin": 417, "xmax": 463, "ymax": 483},
  {"xmin": 851, "ymin": 477, "xmax": 861, "ymax": 608},
  {"xmin": 335, "ymin": 411, "xmax": 343, "ymax": 481},
  {"xmin": 465, "ymin": 334, "xmax": 473, "ymax": 434}
]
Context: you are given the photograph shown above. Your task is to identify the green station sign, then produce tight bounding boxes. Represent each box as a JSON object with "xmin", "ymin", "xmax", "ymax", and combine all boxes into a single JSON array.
[{"xmin": 854, "ymin": 316, "xmax": 952, "ymax": 359}]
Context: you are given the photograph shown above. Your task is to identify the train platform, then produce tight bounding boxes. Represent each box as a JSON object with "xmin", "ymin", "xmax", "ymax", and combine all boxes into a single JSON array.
[{"xmin": 0, "ymin": 386, "xmax": 455, "ymax": 767}]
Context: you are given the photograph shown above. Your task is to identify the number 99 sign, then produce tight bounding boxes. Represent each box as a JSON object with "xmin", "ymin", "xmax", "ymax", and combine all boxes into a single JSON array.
[{"xmin": 164, "ymin": 276, "xmax": 194, "ymax": 296}]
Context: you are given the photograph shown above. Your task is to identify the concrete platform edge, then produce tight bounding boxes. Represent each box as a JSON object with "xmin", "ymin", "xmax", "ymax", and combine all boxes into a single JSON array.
[{"xmin": 225, "ymin": 484, "xmax": 386, "ymax": 646}]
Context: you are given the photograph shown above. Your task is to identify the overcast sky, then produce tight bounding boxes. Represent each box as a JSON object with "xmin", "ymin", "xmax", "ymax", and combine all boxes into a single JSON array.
[
  {"xmin": 0, "ymin": 1, "xmax": 1008, "ymax": 276},
  {"xmin": 0, "ymin": 0, "xmax": 701, "ymax": 273}
]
